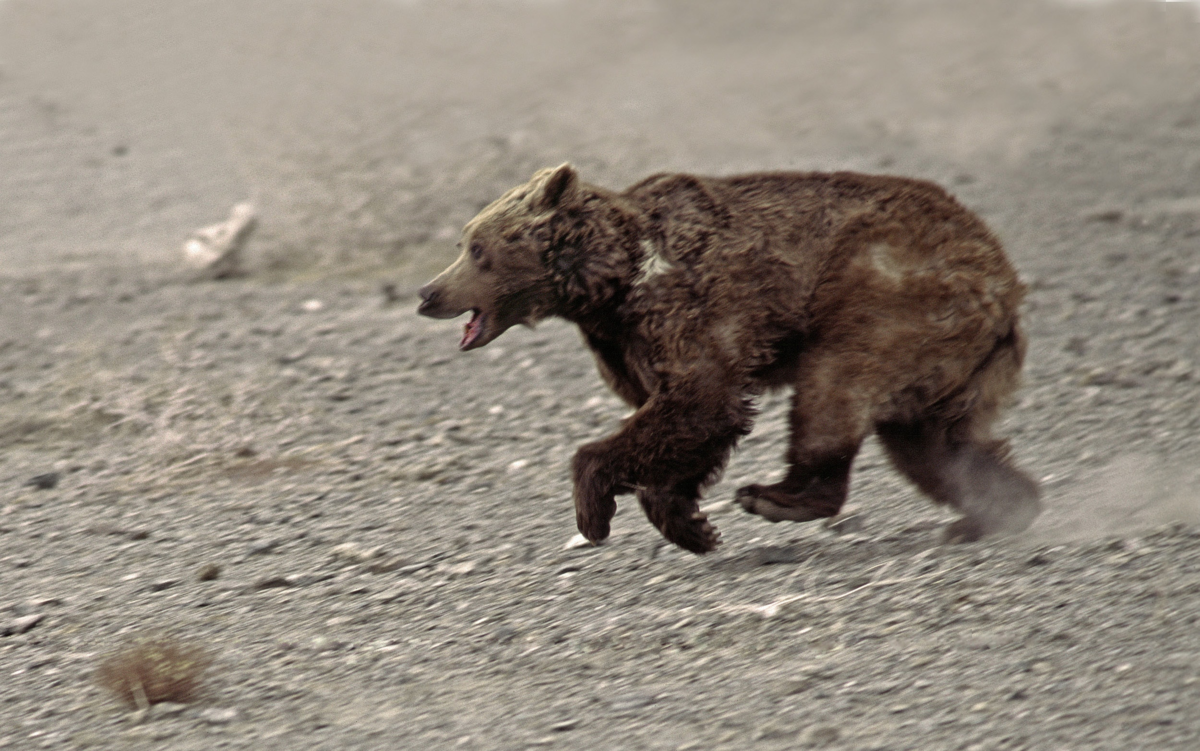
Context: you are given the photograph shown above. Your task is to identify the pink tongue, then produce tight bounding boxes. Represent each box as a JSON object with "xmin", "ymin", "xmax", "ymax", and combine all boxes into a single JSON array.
[{"xmin": 459, "ymin": 310, "xmax": 482, "ymax": 349}]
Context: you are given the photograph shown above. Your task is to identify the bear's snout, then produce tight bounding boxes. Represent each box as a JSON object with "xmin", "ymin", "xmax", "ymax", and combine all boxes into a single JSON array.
[{"xmin": 416, "ymin": 283, "xmax": 445, "ymax": 318}]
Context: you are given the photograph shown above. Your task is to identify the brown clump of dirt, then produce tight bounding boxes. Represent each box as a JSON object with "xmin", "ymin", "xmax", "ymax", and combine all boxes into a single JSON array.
[{"xmin": 94, "ymin": 633, "xmax": 214, "ymax": 711}]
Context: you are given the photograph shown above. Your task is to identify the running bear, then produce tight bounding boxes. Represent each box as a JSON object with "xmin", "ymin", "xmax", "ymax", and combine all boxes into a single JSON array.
[{"xmin": 417, "ymin": 164, "xmax": 1040, "ymax": 553}]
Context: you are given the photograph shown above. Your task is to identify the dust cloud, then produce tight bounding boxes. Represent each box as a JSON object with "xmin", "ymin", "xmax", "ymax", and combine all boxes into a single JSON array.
[{"xmin": 1030, "ymin": 454, "xmax": 1200, "ymax": 543}]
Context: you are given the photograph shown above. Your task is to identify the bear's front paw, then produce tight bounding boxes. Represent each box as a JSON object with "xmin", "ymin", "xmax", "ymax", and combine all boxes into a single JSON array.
[
  {"xmin": 659, "ymin": 510, "xmax": 722, "ymax": 555},
  {"xmin": 576, "ymin": 501, "xmax": 615, "ymax": 545}
]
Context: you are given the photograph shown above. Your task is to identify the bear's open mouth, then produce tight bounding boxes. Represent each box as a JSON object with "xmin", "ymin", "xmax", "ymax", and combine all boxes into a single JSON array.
[{"xmin": 460, "ymin": 309, "xmax": 485, "ymax": 350}]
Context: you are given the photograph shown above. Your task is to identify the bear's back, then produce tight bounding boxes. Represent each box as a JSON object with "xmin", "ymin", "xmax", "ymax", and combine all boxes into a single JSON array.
[{"xmin": 624, "ymin": 170, "xmax": 1003, "ymax": 273}]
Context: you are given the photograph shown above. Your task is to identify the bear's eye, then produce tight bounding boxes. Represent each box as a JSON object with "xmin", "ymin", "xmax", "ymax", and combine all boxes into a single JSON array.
[{"xmin": 470, "ymin": 242, "xmax": 484, "ymax": 261}]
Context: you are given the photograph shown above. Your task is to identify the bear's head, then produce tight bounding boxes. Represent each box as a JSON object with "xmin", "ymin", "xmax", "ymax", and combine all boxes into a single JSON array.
[{"xmin": 417, "ymin": 163, "xmax": 579, "ymax": 350}]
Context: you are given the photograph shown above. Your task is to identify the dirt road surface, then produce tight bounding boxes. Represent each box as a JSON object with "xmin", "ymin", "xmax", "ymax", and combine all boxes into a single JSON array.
[{"xmin": 2, "ymin": 1, "xmax": 1199, "ymax": 749}]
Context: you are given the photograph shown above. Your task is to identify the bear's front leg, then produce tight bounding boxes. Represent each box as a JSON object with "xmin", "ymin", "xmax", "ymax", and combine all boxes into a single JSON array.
[
  {"xmin": 572, "ymin": 442, "xmax": 622, "ymax": 545},
  {"xmin": 571, "ymin": 385, "xmax": 753, "ymax": 553}
]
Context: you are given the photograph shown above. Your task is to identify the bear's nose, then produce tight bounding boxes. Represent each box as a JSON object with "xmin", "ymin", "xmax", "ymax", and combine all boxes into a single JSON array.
[
  {"xmin": 420, "ymin": 280, "xmax": 444, "ymax": 304},
  {"xmin": 416, "ymin": 284, "xmax": 440, "ymax": 316}
]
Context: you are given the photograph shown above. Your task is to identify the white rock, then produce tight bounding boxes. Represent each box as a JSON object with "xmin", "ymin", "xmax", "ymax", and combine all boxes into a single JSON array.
[
  {"xmin": 562, "ymin": 533, "xmax": 603, "ymax": 550},
  {"xmin": 183, "ymin": 202, "xmax": 256, "ymax": 279},
  {"xmin": 0, "ymin": 613, "xmax": 43, "ymax": 635},
  {"xmin": 699, "ymin": 499, "xmax": 733, "ymax": 515}
]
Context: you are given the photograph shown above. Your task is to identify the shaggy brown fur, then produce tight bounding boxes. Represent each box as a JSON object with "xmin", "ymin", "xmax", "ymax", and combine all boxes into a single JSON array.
[{"xmin": 418, "ymin": 164, "xmax": 1040, "ymax": 553}]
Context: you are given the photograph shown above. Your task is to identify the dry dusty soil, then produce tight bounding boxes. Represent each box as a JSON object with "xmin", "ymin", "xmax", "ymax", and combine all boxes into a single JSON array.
[{"xmin": 2, "ymin": 1, "xmax": 1200, "ymax": 749}]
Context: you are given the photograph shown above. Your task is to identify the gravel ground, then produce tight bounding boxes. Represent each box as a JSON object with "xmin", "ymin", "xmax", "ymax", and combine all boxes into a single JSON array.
[{"xmin": 2, "ymin": 1, "xmax": 1200, "ymax": 749}]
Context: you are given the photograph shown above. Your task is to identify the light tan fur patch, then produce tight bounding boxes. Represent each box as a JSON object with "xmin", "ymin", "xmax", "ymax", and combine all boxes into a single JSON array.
[
  {"xmin": 866, "ymin": 242, "xmax": 908, "ymax": 282},
  {"xmin": 634, "ymin": 239, "xmax": 674, "ymax": 287},
  {"xmin": 462, "ymin": 185, "xmax": 529, "ymax": 237},
  {"xmin": 461, "ymin": 165, "xmax": 568, "ymax": 237}
]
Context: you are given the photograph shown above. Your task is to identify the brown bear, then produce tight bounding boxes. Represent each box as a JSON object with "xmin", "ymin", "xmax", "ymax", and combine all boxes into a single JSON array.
[{"xmin": 417, "ymin": 164, "xmax": 1040, "ymax": 554}]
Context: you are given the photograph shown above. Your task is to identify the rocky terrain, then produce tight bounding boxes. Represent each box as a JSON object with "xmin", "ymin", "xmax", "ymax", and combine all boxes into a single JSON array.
[{"xmin": 2, "ymin": 1, "xmax": 1199, "ymax": 749}]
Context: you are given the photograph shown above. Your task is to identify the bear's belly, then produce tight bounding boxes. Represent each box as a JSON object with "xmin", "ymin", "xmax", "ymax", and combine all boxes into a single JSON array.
[{"xmin": 748, "ymin": 331, "xmax": 807, "ymax": 390}]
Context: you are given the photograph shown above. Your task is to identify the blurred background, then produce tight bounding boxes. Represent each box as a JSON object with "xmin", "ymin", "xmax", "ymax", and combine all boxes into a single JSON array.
[{"xmin": 1, "ymin": 0, "xmax": 1198, "ymax": 283}]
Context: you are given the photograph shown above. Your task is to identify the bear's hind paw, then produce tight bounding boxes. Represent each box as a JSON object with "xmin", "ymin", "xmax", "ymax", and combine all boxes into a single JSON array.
[{"xmin": 736, "ymin": 485, "xmax": 831, "ymax": 523}]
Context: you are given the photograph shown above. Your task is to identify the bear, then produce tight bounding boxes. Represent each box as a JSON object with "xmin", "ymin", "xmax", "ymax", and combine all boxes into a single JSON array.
[{"xmin": 417, "ymin": 163, "xmax": 1040, "ymax": 554}]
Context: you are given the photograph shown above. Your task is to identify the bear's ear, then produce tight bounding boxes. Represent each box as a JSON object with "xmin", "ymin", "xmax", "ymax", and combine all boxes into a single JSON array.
[{"xmin": 528, "ymin": 163, "xmax": 577, "ymax": 211}]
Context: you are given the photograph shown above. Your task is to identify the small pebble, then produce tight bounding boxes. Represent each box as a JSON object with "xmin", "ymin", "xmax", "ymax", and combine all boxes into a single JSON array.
[
  {"xmin": 309, "ymin": 635, "xmax": 349, "ymax": 652},
  {"xmin": 1028, "ymin": 660, "xmax": 1053, "ymax": 675},
  {"xmin": 610, "ymin": 693, "xmax": 656, "ymax": 712},
  {"xmin": 330, "ymin": 542, "xmax": 383, "ymax": 563},
  {"xmin": 1083, "ymin": 206, "xmax": 1124, "ymax": 223},
  {"xmin": 26, "ymin": 472, "xmax": 59, "ymax": 490},
  {"xmin": 247, "ymin": 539, "xmax": 282, "ymax": 557},
  {"xmin": 803, "ymin": 725, "xmax": 841, "ymax": 746},
  {"xmin": 380, "ymin": 283, "xmax": 402, "ymax": 304},
  {"xmin": 1026, "ymin": 549, "xmax": 1055, "ymax": 566},
  {"xmin": 198, "ymin": 707, "xmax": 239, "ymax": 725},
  {"xmin": 147, "ymin": 702, "xmax": 189, "ymax": 720},
  {"xmin": 253, "ymin": 575, "xmax": 295, "ymax": 590},
  {"xmin": 754, "ymin": 724, "xmax": 798, "ymax": 741},
  {"xmin": 440, "ymin": 560, "xmax": 478, "ymax": 577}
]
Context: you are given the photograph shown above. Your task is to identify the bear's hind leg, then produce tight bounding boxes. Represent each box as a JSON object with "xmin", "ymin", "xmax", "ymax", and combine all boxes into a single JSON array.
[
  {"xmin": 638, "ymin": 479, "xmax": 721, "ymax": 554},
  {"xmin": 737, "ymin": 388, "xmax": 868, "ymax": 524},
  {"xmin": 735, "ymin": 452, "xmax": 857, "ymax": 522},
  {"xmin": 876, "ymin": 419, "xmax": 1041, "ymax": 542}
]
